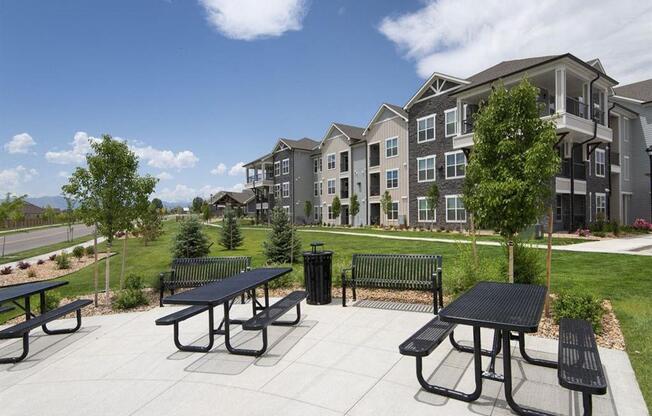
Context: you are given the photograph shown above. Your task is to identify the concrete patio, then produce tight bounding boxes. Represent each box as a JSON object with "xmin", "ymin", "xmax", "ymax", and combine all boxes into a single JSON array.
[{"xmin": 0, "ymin": 299, "xmax": 647, "ymax": 416}]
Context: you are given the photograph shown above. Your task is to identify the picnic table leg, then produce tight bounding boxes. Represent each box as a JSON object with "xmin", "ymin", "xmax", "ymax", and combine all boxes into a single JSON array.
[
  {"xmin": 0, "ymin": 333, "xmax": 29, "ymax": 364},
  {"xmin": 222, "ymin": 301, "xmax": 267, "ymax": 357},
  {"xmin": 502, "ymin": 330, "xmax": 554, "ymax": 416},
  {"xmin": 416, "ymin": 325, "xmax": 483, "ymax": 402},
  {"xmin": 449, "ymin": 329, "xmax": 498, "ymax": 357},
  {"xmin": 173, "ymin": 306, "xmax": 215, "ymax": 353}
]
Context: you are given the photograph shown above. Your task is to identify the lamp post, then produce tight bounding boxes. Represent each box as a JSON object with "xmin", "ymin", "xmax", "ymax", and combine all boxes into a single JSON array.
[{"xmin": 647, "ymin": 145, "xmax": 652, "ymax": 221}]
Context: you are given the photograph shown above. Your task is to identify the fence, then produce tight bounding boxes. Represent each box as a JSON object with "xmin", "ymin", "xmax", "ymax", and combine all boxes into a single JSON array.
[{"xmin": 1, "ymin": 218, "xmax": 65, "ymax": 231}]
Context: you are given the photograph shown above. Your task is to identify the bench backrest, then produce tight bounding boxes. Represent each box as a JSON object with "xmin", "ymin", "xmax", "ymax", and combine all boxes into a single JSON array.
[
  {"xmin": 171, "ymin": 257, "xmax": 251, "ymax": 286},
  {"xmin": 351, "ymin": 254, "xmax": 441, "ymax": 291}
]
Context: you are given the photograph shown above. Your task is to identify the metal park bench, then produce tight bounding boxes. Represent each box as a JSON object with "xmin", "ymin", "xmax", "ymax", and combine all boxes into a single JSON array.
[
  {"xmin": 341, "ymin": 254, "xmax": 443, "ymax": 312},
  {"xmin": 159, "ymin": 256, "xmax": 251, "ymax": 306}
]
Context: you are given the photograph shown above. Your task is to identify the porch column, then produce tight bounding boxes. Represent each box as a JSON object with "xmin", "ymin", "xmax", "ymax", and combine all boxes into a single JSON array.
[
  {"xmin": 555, "ymin": 67, "xmax": 566, "ymax": 113},
  {"xmin": 457, "ymin": 99, "xmax": 463, "ymax": 134}
]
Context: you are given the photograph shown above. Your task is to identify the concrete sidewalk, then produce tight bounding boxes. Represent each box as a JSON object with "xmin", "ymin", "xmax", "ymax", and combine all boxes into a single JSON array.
[
  {"xmin": 0, "ymin": 299, "xmax": 646, "ymax": 415},
  {"xmin": 0, "ymin": 236, "xmax": 106, "ymax": 270}
]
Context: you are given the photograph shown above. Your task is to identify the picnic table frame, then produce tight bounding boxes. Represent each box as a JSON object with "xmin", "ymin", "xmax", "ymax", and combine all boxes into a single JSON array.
[
  {"xmin": 161, "ymin": 267, "xmax": 292, "ymax": 355},
  {"xmin": 437, "ymin": 281, "xmax": 559, "ymax": 416},
  {"xmin": 0, "ymin": 280, "xmax": 68, "ymax": 324}
]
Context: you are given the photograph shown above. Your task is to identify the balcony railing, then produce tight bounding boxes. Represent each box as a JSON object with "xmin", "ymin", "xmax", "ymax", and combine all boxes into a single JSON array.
[
  {"xmin": 560, "ymin": 159, "xmax": 587, "ymax": 180},
  {"xmin": 462, "ymin": 119, "xmax": 474, "ymax": 134},
  {"xmin": 537, "ymin": 97, "xmax": 556, "ymax": 117},
  {"xmin": 247, "ymin": 172, "xmax": 273, "ymax": 183},
  {"xmin": 566, "ymin": 97, "xmax": 589, "ymax": 120}
]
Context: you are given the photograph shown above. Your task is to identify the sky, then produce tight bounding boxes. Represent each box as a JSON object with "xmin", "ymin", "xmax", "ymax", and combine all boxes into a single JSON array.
[{"xmin": 1, "ymin": 0, "xmax": 651, "ymax": 203}]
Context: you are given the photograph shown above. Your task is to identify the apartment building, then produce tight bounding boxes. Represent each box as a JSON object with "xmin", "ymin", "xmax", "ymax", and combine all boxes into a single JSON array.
[
  {"xmin": 317, "ymin": 123, "xmax": 367, "ymax": 226},
  {"xmin": 611, "ymin": 79, "xmax": 652, "ymax": 222},
  {"xmin": 243, "ymin": 137, "xmax": 319, "ymax": 224},
  {"xmin": 406, "ymin": 54, "xmax": 619, "ymax": 231},
  {"xmin": 364, "ymin": 103, "xmax": 409, "ymax": 226}
]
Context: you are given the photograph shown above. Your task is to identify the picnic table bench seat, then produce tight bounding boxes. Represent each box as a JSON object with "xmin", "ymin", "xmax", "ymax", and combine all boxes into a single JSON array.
[
  {"xmin": 341, "ymin": 254, "xmax": 443, "ymax": 311},
  {"xmin": 0, "ymin": 299, "xmax": 92, "ymax": 364},
  {"xmin": 159, "ymin": 256, "xmax": 251, "ymax": 306},
  {"xmin": 399, "ymin": 316, "xmax": 456, "ymax": 357},
  {"xmin": 0, "ymin": 305, "xmax": 14, "ymax": 314},
  {"xmin": 558, "ymin": 318, "xmax": 607, "ymax": 415},
  {"xmin": 243, "ymin": 290, "xmax": 307, "ymax": 331},
  {"xmin": 155, "ymin": 305, "xmax": 209, "ymax": 326}
]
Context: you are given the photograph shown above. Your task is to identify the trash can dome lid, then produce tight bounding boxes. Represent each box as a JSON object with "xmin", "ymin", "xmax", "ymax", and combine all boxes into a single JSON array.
[{"xmin": 310, "ymin": 242, "xmax": 324, "ymax": 247}]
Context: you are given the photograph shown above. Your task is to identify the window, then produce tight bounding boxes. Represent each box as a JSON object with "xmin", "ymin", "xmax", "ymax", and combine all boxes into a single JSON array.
[
  {"xmin": 446, "ymin": 195, "xmax": 466, "ymax": 223},
  {"xmin": 555, "ymin": 195, "xmax": 562, "ymax": 221},
  {"xmin": 445, "ymin": 108, "xmax": 457, "ymax": 137},
  {"xmin": 313, "ymin": 158, "xmax": 319, "ymax": 173},
  {"xmin": 283, "ymin": 206, "xmax": 290, "ymax": 215},
  {"xmin": 623, "ymin": 117, "xmax": 630, "ymax": 142},
  {"xmin": 282, "ymin": 182, "xmax": 289, "ymax": 198},
  {"xmin": 319, "ymin": 182, "xmax": 323, "ymax": 195},
  {"xmin": 314, "ymin": 206, "xmax": 321, "ymax": 222},
  {"xmin": 595, "ymin": 193, "xmax": 606, "ymax": 216},
  {"xmin": 274, "ymin": 161, "xmax": 280, "ymax": 177},
  {"xmin": 340, "ymin": 151, "xmax": 349, "ymax": 172},
  {"xmin": 595, "ymin": 148, "xmax": 605, "ymax": 177},
  {"xmin": 418, "ymin": 198, "xmax": 436, "ymax": 222},
  {"xmin": 369, "ymin": 143, "xmax": 380, "ymax": 167},
  {"xmin": 281, "ymin": 158, "xmax": 290, "ymax": 175},
  {"xmin": 446, "ymin": 151, "xmax": 466, "ymax": 179},
  {"xmin": 327, "ymin": 154, "xmax": 336, "ymax": 170},
  {"xmin": 386, "ymin": 169, "xmax": 399, "ymax": 189},
  {"xmin": 327, "ymin": 179, "xmax": 335, "ymax": 195},
  {"xmin": 273, "ymin": 184, "xmax": 281, "ymax": 199},
  {"xmin": 387, "ymin": 202, "xmax": 399, "ymax": 221},
  {"xmin": 386, "ymin": 137, "xmax": 398, "ymax": 158},
  {"xmin": 314, "ymin": 182, "xmax": 319, "ymax": 197},
  {"xmin": 328, "ymin": 205, "xmax": 334, "ymax": 220},
  {"xmin": 318, "ymin": 157, "xmax": 323, "ymax": 172},
  {"xmin": 624, "ymin": 156, "xmax": 630, "ymax": 181},
  {"xmin": 417, "ymin": 114, "xmax": 435, "ymax": 142},
  {"xmin": 417, "ymin": 155, "xmax": 436, "ymax": 182}
]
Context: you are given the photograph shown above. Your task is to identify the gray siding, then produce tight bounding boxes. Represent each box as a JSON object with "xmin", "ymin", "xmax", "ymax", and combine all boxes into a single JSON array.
[{"xmin": 351, "ymin": 143, "xmax": 367, "ymax": 226}]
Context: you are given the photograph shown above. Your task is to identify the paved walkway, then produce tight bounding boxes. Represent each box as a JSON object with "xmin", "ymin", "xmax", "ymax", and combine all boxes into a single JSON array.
[
  {"xmin": 0, "ymin": 300, "xmax": 646, "ymax": 415},
  {"xmin": 208, "ymin": 224, "xmax": 652, "ymax": 256},
  {"xmin": 0, "ymin": 236, "xmax": 106, "ymax": 270}
]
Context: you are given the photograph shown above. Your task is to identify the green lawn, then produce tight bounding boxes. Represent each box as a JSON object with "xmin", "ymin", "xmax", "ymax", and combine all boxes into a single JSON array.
[
  {"xmin": 0, "ymin": 220, "xmax": 650, "ymax": 410},
  {"xmin": 0, "ymin": 235, "xmax": 95, "ymax": 264}
]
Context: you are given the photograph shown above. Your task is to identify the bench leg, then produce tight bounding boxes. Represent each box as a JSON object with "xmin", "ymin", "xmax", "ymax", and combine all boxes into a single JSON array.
[
  {"xmin": 516, "ymin": 332, "xmax": 557, "ymax": 369},
  {"xmin": 41, "ymin": 309, "xmax": 83, "ymax": 335},
  {"xmin": 416, "ymin": 326, "xmax": 483, "ymax": 402},
  {"xmin": 582, "ymin": 392, "xmax": 592, "ymax": 416},
  {"xmin": 159, "ymin": 287, "xmax": 164, "ymax": 307},
  {"xmin": 272, "ymin": 303, "xmax": 302, "ymax": 326},
  {"xmin": 173, "ymin": 307, "xmax": 215, "ymax": 353},
  {"xmin": 449, "ymin": 330, "xmax": 497, "ymax": 357},
  {"xmin": 222, "ymin": 302, "xmax": 267, "ymax": 356},
  {"xmin": 342, "ymin": 279, "xmax": 347, "ymax": 307},
  {"xmin": 0, "ymin": 333, "xmax": 30, "ymax": 364}
]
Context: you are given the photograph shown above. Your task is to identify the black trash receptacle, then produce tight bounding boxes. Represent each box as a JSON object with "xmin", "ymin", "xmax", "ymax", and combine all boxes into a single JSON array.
[{"xmin": 303, "ymin": 242, "xmax": 333, "ymax": 305}]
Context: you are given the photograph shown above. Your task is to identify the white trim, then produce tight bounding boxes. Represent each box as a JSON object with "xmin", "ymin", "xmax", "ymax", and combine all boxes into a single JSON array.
[
  {"xmin": 386, "ymin": 200, "xmax": 400, "ymax": 221},
  {"xmin": 274, "ymin": 161, "xmax": 281, "ymax": 177},
  {"xmin": 368, "ymin": 141, "xmax": 381, "ymax": 168},
  {"xmin": 595, "ymin": 192, "xmax": 607, "ymax": 216},
  {"xmin": 281, "ymin": 182, "xmax": 290, "ymax": 198},
  {"xmin": 326, "ymin": 153, "xmax": 336, "ymax": 170},
  {"xmin": 313, "ymin": 182, "xmax": 319, "ymax": 197},
  {"xmin": 594, "ymin": 148, "xmax": 606, "ymax": 177},
  {"xmin": 327, "ymin": 178, "xmax": 336, "ymax": 195},
  {"xmin": 363, "ymin": 103, "xmax": 408, "ymax": 135},
  {"xmin": 444, "ymin": 108, "xmax": 458, "ymax": 137},
  {"xmin": 416, "ymin": 155, "xmax": 436, "ymax": 183},
  {"xmin": 623, "ymin": 155, "xmax": 630, "ymax": 181},
  {"xmin": 612, "ymin": 95, "xmax": 645, "ymax": 104},
  {"xmin": 404, "ymin": 72, "xmax": 470, "ymax": 110},
  {"xmin": 385, "ymin": 136, "xmax": 399, "ymax": 158},
  {"xmin": 281, "ymin": 158, "xmax": 290, "ymax": 175},
  {"xmin": 416, "ymin": 113, "xmax": 436, "ymax": 143},
  {"xmin": 417, "ymin": 197, "xmax": 436, "ymax": 222},
  {"xmin": 339, "ymin": 150, "xmax": 350, "ymax": 173},
  {"xmin": 385, "ymin": 168, "xmax": 399, "ymax": 189},
  {"xmin": 445, "ymin": 194, "xmax": 466, "ymax": 223},
  {"xmin": 445, "ymin": 150, "xmax": 466, "ymax": 179}
]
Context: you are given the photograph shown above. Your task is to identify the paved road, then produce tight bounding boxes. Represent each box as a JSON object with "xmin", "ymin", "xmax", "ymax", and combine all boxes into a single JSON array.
[{"xmin": 0, "ymin": 224, "xmax": 95, "ymax": 256}]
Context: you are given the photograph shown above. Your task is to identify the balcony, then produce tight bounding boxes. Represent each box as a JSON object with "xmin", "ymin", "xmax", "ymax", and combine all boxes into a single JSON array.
[
  {"xmin": 369, "ymin": 143, "xmax": 380, "ymax": 168},
  {"xmin": 245, "ymin": 171, "xmax": 274, "ymax": 189},
  {"xmin": 369, "ymin": 173, "xmax": 380, "ymax": 197},
  {"xmin": 340, "ymin": 178, "xmax": 349, "ymax": 199}
]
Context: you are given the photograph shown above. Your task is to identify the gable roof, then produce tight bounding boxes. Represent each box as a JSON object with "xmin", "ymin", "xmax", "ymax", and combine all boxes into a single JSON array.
[
  {"xmin": 363, "ymin": 103, "xmax": 408, "ymax": 135},
  {"xmin": 614, "ymin": 79, "xmax": 652, "ymax": 104},
  {"xmin": 244, "ymin": 153, "xmax": 272, "ymax": 167},
  {"xmin": 21, "ymin": 201, "xmax": 45, "ymax": 215},
  {"xmin": 279, "ymin": 137, "xmax": 320, "ymax": 151},
  {"xmin": 455, "ymin": 53, "xmax": 617, "ymax": 94},
  {"xmin": 404, "ymin": 72, "xmax": 470, "ymax": 109},
  {"xmin": 320, "ymin": 122, "xmax": 365, "ymax": 147},
  {"xmin": 209, "ymin": 189, "xmax": 255, "ymax": 206}
]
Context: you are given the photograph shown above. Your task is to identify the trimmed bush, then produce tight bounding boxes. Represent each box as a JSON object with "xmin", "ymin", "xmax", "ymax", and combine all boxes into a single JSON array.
[
  {"xmin": 72, "ymin": 246, "xmax": 85, "ymax": 260},
  {"xmin": 56, "ymin": 252, "xmax": 71, "ymax": 270},
  {"xmin": 552, "ymin": 291, "xmax": 605, "ymax": 333},
  {"xmin": 37, "ymin": 259, "xmax": 45, "ymax": 265},
  {"xmin": 171, "ymin": 218, "xmax": 211, "ymax": 259},
  {"xmin": 450, "ymin": 243, "xmax": 502, "ymax": 295},
  {"xmin": 0, "ymin": 266, "xmax": 12, "ymax": 275},
  {"xmin": 27, "ymin": 269, "xmax": 37, "ymax": 278},
  {"xmin": 45, "ymin": 292, "xmax": 62, "ymax": 310},
  {"xmin": 501, "ymin": 239, "xmax": 544, "ymax": 285},
  {"xmin": 17, "ymin": 261, "xmax": 31, "ymax": 270},
  {"xmin": 114, "ymin": 274, "xmax": 149, "ymax": 310},
  {"xmin": 48, "ymin": 254, "xmax": 57, "ymax": 261},
  {"xmin": 85, "ymin": 245, "xmax": 95, "ymax": 257}
]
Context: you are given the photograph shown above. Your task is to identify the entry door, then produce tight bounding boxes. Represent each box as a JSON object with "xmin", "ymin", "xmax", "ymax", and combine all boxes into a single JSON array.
[{"xmin": 622, "ymin": 194, "xmax": 630, "ymax": 225}]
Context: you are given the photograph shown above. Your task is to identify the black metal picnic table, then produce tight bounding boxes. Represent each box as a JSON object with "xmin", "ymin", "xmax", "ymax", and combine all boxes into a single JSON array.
[
  {"xmin": 161, "ymin": 267, "xmax": 293, "ymax": 355},
  {"xmin": 0, "ymin": 280, "xmax": 68, "ymax": 320},
  {"xmin": 438, "ymin": 281, "xmax": 558, "ymax": 416}
]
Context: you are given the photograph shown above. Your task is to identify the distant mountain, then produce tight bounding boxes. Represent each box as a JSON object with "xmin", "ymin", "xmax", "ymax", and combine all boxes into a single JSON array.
[
  {"xmin": 26, "ymin": 196, "xmax": 69, "ymax": 210},
  {"xmin": 26, "ymin": 195, "xmax": 188, "ymax": 210}
]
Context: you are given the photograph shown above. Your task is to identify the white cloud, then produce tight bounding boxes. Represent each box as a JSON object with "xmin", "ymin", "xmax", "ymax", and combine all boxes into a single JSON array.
[
  {"xmin": 228, "ymin": 162, "xmax": 246, "ymax": 177},
  {"xmin": 132, "ymin": 146, "xmax": 198, "ymax": 170},
  {"xmin": 379, "ymin": 0, "xmax": 652, "ymax": 84},
  {"xmin": 58, "ymin": 171, "xmax": 69, "ymax": 179},
  {"xmin": 210, "ymin": 163, "xmax": 227, "ymax": 175},
  {"xmin": 5, "ymin": 133, "xmax": 36, "ymax": 154},
  {"xmin": 156, "ymin": 171, "xmax": 173, "ymax": 180},
  {"xmin": 0, "ymin": 166, "xmax": 38, "ymax": 191},
  {"xmin": 154, "ymin": 183, "xmax": 244, "ymax": 202},
  {"xmin": 200, "ymin": 0, "xmax": 308, "ymax": 41},
  {"xmin": 45, "ymin": 131, "xmax": 97, "ymax": 165}
]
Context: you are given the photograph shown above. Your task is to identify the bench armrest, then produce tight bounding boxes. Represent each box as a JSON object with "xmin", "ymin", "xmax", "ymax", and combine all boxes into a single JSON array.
[
  {"xmin": 341, "ymin": 266, "xmax": 354, "ymax": 281},
  {"xmin": 159, "ymin": 271, "xmax": 174, "ymax": 285}
]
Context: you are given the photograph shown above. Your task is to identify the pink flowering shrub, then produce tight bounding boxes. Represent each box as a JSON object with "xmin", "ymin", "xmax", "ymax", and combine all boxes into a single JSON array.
[
  {"xmin": 575, "ymin": 228, "xmax": 591, "ymax": 237},
  {"xmin": 632, "ymin": 218, "xmax": 652, "ymax": 231}
]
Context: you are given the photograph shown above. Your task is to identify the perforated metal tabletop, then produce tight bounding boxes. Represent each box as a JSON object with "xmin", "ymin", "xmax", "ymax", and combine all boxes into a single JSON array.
[
  {"xmin": 0, "ymin": 281, "xmax": 68, "ymax": 304},
  {"xmin": 439, "ymin": 281, "xmax": 547, "ymax": 332}
]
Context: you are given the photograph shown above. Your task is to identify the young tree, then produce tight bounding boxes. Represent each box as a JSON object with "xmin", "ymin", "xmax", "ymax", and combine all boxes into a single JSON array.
[
  {"xmin": 192, "ymin": 197, "xmax": 204, "ymax": 213},
  {"xmin": 350, "ymin": 193, "xmax": 360, "ymax": 226},
  {"xmin": 380, "ymin": 191, "xmax": 392, "ymax": 224},
  {"xmin": 464, "ymin": 79, "xmax": 559, "ymax": 283},
  {"xmin": 0, "ymin": 193, "xmax": 26, "ymax": 226},
  {"xmin": 304, "ymin": 200, "xmax": 313, "ymax": 223},
  {"xmin": 62, "ymin": 135, "xmax": 156, "ymax": 305},
  {"xmin": 137, "ymin": 202, "xmax": 163, "ymax": 246},
  {"xmin": 332, "ymin": 196, "xmax": 341, "ymax": 223},
  {"xmin": 43, "ymin": 205, "xmax": 57, "ymax": 224},
  {"xmin": 219, "ymin": 208, "xmax": 243, "ymax": 249},
  {"xmin": 151, "ymin": 198, "xmax": 164, "ymax": 211},
  {"xmin": 263, "ymin": 206, "xmax": 301, "ymax": 263},
  {"xmin": 425, "ymin": 184, "xmax": 439, "ymax": 230},
  {"xmin": 171, "ymin": 217, "xmax": 211, "ymax": 258},
  {"xmin": 201, "ymin": 202, "xmax": 211, "ymax": 223}
]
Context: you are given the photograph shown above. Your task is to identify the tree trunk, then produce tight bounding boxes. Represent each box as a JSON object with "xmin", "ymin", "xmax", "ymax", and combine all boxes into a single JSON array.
[
  {"xmin": 545, "ymin": 207, "xmax": 554, "ymax": 317},
  {"xmin": 470, "ymin": 213, "xmax": 478, "ymax": 267},
  {"xmin": 120, "ymin": 231, "xmax": 127, "ymax": 289},
  {"xmin": 105, "ymin": 242, "xmax": 111, "ymax": 306},
  {"xmin": 508, "ymin": 238, "xmax": 514, "ymax": 283},
  {"xmin": 93, "ymin": 230, "xmax": 99, "ymax": 307}
]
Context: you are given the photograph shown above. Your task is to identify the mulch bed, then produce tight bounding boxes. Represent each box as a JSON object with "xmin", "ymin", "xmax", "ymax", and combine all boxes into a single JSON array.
[{"xmin": 0, "ymin": 253, "xmax": 113, "ymax": 287}]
